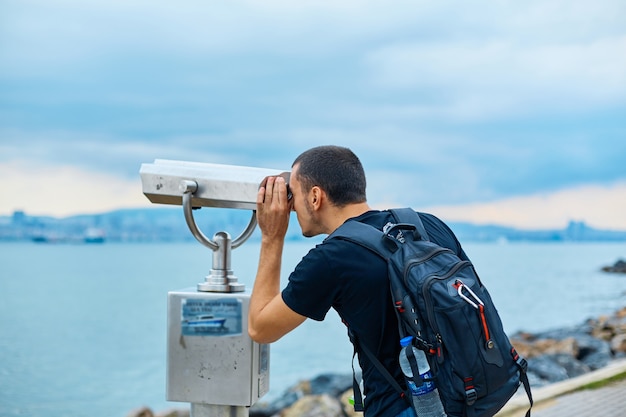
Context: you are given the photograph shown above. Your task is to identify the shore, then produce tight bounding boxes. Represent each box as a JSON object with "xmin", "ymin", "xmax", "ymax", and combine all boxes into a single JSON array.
[
  {"xmin": 131, "ymin": 306, "xmax": 626, "ymax": 417},
  {"xmin": 497, "ymin": 358, "xmax": 626, "ymax": 416}
]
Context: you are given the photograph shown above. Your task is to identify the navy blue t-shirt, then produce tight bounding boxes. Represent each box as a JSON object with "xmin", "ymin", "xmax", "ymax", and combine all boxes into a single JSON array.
[{"xmin": 281, "ymin": 210, "xmax": 468, "ymax": 417}]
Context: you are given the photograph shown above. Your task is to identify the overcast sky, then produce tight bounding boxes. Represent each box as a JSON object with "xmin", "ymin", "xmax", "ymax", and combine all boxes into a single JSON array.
[{"xmin": 1, "ymin": 0, "xmax": 625, "ymax": 229}]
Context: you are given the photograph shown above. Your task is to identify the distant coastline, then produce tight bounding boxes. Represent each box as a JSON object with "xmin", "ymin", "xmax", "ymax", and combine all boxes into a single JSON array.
[{"xmin": 1, "ymin": 207, "xmax": 626, "ymax": 243}]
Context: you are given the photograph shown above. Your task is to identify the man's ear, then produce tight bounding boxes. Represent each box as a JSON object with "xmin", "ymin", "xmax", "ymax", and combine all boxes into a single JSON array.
[{"xmin": 310, "ymin": 186, "xmax": 323, "ymax": 210}]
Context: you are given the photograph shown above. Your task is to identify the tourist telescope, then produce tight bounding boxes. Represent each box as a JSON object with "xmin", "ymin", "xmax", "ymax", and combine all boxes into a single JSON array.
[{"xmin": 140, "ymin": 159, "xmax": 289, "ymax": 417}]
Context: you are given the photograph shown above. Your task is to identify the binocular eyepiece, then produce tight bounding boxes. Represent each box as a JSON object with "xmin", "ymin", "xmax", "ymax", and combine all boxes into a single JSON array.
[{"xmin": 258, "ymin": 171, "xmax": 292, "ymax": 201}]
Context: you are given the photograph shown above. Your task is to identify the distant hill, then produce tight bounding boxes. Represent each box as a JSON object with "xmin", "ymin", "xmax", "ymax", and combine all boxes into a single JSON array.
[
  {"xmin": 1, "ymin": 208, "xmax": 625, "ymax": 243},
  {"xmin": 447, "ymin": 220, "xmax": 626, "ymax": 242}
]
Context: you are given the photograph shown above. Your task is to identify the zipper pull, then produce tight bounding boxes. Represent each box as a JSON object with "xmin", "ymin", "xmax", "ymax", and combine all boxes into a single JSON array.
[{"xmin": 435, "ymin": 334, "xmax": 444, "ymax": 364}]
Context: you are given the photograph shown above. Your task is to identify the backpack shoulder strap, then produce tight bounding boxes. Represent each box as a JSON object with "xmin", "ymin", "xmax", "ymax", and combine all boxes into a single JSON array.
[
  {"xmin": 327, "ymin": 219, "xmax": 394, "ymax": 258},
  {"xmin": 347, "ymin": 327, "xmax": 410, "ymax": 409},
  {"xmin": 330, "ymin": 220, "xmax": 409, "ymax": 409},
  {"xmin": 328, "ymin": 208, "xmax": 428, "ymax": 253},
  {"xmin": 389, "ymin": 208, "xmax": 430, "ymax": 242}
]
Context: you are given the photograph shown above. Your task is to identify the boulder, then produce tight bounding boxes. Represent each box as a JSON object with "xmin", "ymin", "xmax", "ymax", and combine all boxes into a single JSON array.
[
  {"xmin": 574, "ymin": 333, "xmax": 612, "ymax": 369},
  {"xmin": 527, "ymin": 355, "xmax": 569, "ymax": 382},
  {"xmin": 590, "ymin": 311, "xmax": 626, "ymax": 340},
  {"xmin": 155, "ymin": 409, "xmax": 189, "ymax": 417},
  {"xmin": 251, "ymin": 390, "xmax": 302, "ymax": 417},
  {"xmin": 611, "ymin": 333, "xmax": 626, "ymax": 354},
  {"xmin": 601, "ymin": 259, "xmax": 626, "ymax": 273},
  {"xmin": 582, "ymin": 350, "xmax": 612, "ymax": 370},
  {"xmin": 308, "ymin": 373, "xmax": 353, "ymax": 397},
  {"xmin": 127, "ymin": 407, "xmax": 154, "ymax": 417},
  {"xmin": 280, "ymin": 394, "xmax": 344, "ymax": 417},
  {"xmin": 250, "ymin": 373, "xmax": 352, "ymax": 417},
  {"xmin": 340, "ymin": 388, "xmax": 361, "ymax": 417},
  {"xmin": 511, "ymin": 336, "xmax": 578, "ymax": 359},
  {"xmin": 546, "ymin": 353, "xmax": 590, "ymax": 378}
]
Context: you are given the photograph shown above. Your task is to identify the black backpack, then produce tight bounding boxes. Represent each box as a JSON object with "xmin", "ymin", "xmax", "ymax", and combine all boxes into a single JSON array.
[{"xmin": 329, "ymin": 208, "xmax": 532, "ymax": 417}]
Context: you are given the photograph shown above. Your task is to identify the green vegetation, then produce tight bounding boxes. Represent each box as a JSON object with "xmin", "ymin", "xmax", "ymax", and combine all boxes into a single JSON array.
[{"xmin": 578, "ymin": 371, "xmax": 626, "ymax": 391}]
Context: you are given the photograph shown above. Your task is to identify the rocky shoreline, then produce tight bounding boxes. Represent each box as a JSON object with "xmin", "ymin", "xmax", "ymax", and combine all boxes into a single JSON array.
[{"xmin": 131, "ymin": 306, "xmax": 626, "ymax": 417}]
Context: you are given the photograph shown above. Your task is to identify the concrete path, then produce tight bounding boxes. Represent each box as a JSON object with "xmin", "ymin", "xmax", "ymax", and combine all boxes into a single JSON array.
[{"xmin": 497, "ymin": 358, "xmax": 626, "ymax": 417}]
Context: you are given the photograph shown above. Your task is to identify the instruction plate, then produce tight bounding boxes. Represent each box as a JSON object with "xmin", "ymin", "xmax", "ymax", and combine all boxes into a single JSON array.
[{"xmin": 181, "ymin": 298, "xmax": 242, "ymax": 336}]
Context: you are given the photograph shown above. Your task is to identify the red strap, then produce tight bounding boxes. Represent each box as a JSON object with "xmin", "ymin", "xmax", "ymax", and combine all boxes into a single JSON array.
[{"xmin": 478, "ymin": 304, "xmax": 490, "ymax": 341}]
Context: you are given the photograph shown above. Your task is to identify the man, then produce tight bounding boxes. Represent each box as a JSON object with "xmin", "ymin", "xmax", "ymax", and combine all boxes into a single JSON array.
[{"xmin": 249, "ymin": 145, "xmax": 468, "ymax": 417}]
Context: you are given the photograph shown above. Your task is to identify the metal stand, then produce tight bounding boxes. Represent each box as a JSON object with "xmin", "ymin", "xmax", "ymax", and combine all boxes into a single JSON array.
[
  {"xmin": 180, "ymin": 179, "xmax": 256, "ymax": 293},
  {"xmin": 181, "ymin": 179, "xmax": 257, "ymax": 416}
]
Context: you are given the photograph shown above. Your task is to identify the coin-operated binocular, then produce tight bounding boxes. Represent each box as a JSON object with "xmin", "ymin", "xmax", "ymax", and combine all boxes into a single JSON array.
[{"xmin": 140, "ymin": 159, "xmax": 289, "ymax": 417}]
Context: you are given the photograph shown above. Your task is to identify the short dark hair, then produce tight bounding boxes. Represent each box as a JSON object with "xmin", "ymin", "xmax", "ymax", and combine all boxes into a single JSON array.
[{"xmin": 292, "ymin": 145, "xmax": 367, "ymax": 207}]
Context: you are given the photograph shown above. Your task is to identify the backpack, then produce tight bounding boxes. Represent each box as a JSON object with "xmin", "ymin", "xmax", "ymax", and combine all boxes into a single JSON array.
[{"xmin": 329, "ymin": 208, "xmax": 532, "ymax": 417}]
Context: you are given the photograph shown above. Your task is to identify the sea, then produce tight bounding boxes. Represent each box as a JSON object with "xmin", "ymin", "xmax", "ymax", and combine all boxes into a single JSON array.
[{"xmin": 1, "ymin": 240, "xmax": 626, "ymax": 417}]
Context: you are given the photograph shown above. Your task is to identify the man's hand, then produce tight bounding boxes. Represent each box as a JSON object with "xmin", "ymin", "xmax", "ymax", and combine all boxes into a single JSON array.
[
  {"xmin": 256, "ymin": 175, "xmax": 292, "ymax": 241},
  {"xmin": 249, "ymin": 174, "xmax": 304, "ymax": 344}
]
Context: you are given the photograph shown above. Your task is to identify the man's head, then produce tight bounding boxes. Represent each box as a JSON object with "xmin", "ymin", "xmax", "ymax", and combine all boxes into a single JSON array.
[{"xmin": 291, "ymin": 145, "xmax": 367, "ymax": 207}]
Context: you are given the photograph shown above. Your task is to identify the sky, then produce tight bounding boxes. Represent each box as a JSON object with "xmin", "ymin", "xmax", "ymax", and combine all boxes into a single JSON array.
[{"xmin": 1, "ymin": 0, "xmax": 625, "ymax": 230}]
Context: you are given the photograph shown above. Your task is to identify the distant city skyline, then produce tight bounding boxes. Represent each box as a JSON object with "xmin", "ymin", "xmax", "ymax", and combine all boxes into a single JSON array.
[
  {"xmin": 1, "ymin": 1, "xmax": 625, "ymax": 229},
  {"xmin": 3, "ymin": 206, "xmax": 626, "ymax": 244}
]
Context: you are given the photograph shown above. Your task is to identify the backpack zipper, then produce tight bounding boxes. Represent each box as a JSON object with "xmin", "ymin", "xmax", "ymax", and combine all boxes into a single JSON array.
[
  {"xmin": 399, "ymin": 246, "xmax": 449, "ymax": 338},
  {"xmin": 402, "ymin": 247, "xmax": 451, "ymax": 282},
  {"xmin": 420, "ymin": 260, "xmax": 473, "ymax": 359}
]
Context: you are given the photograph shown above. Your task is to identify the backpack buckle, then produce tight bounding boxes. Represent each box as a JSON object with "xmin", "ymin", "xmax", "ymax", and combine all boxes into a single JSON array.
[
  {"xmin": 465, "ymin": 388, "xmax": 477, "ymax": 406},
  {"xmin": 463, "ymin": 376, "xmax": 477, "ymax": 405},
  {"xmin": 512, "ymin": 348, "xmax": 528, "ymax": 373},
  {"xmin": 411, "ymin": 335, "xmax": 434, "ymax": 353}
]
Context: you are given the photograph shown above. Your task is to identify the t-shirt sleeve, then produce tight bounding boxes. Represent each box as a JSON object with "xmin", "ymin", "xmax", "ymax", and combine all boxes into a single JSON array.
[{"xmin": 281, "ymin": 242, "xmax": 342, "ymax": 321}]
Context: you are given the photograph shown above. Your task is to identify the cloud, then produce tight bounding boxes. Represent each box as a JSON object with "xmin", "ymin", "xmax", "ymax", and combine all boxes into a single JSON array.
[
  {"xmin": 0, "ymin": 161, "xmax": 151, "ymax": 217},
  {"xmin": 365, "ymin": 35, "xmax": 626, "ymax": 121},
  {"xmin": 3, "ymin": 0, "xmax": 624, "ymax": 129},
  {"xmin": 0, "ymin": 0, "xmax": 624, "ymax": 228},
  {"xmin": 0, "ymin": 0, "xmax": 410, "ymax": 77},
  {"xmin": 417, "ymin": 181, "xmax": 626, "ymax": 230}
]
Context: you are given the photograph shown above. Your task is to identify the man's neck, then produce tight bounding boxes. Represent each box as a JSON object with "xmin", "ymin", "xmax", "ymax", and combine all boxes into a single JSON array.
[{"xmin": 324, "ymin": 202, "xmax": 372, "ymax": 234}]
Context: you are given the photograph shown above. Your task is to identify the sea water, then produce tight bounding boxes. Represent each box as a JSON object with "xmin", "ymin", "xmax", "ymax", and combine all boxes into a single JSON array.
[{"xmin": 1, "ymin": 240, "xmax": 625, "ymax": 417}]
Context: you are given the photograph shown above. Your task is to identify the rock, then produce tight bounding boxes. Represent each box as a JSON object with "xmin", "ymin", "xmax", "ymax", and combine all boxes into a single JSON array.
[
  {"xmin": 249, "ymin": 404, "xmax": 275, "ymax": 417},
  {"xmin": 583, "ymin": 351, "xmax": 611, "ymax": 370},
  {"xmin": 251, "ymin": 389, "xmax": 302, "ymax": 417},
  {"xmin": 250, "ymin": 373, "xmax": 352, "ymax": 417},
  {"xmin": 155, "ymin": 409, "xmax": 189, "ymax": 417},
  {"xmin": 601, "ymin": 259, "xmax": 626, "ymax": 273},
  {"xmin": 574, "ymin": 334, "xmax": 611, "ymax": 360},
  {"xmin": 127, "ymin": 407, "xmax": 154, "ymax": 417},
  {"xmin": 340, "ymin": 388, "xmax": 361, "ymax": 417},
  {"xmin": 509, "ymin": 306, "xmax": 626, "ymax": 383},
  {"xmin": 547, "ymin": 353, "xmax": 590, "ymax": 378},
  {"xmin": 308, "ymin": 373, "xmax": 353, "ymax": 397},
  {"xmin": 611, "ymin": 333, "xmax": 626, "ymax": 354},
  {"xmin": 590, "ymin": 312, "xmax": 626, "ymax": 340},
  {"xmin": 527, "ymin": 355, "xmax": 569, "ymax": 382},
  {"xmin": 280, "ymin": 394, "xmax": 344, "ymax": 417},
  {"xmin": 512, "ymin": 336, "xmax": 578, "ymax": 359}
]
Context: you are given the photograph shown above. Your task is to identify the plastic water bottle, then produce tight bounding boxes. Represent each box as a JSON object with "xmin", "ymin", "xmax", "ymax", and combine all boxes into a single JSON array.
[{"xmin": 398, "ymin": 336, "xmax": 447, "ymax": 417}]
